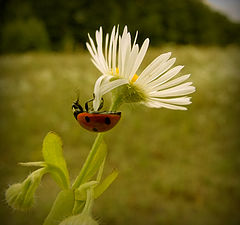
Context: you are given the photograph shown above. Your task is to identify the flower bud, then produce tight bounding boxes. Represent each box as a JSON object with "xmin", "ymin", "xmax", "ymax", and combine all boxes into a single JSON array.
[
  {"xmin": 59, "ymin": 213, "xmax": 98, "ymax": 225},
  {"xmin": 5, "ymin": 168, "xmax": 45, "ymax": 211}
]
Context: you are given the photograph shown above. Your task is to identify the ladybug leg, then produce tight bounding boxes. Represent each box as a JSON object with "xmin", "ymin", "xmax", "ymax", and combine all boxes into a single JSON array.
[
  {"xmin": 98, "ymin": 98, "xmax": 104, "ymax": 111},
  {"xmin": 85, "ymin": 94, "xmax": 104, "ymax": 111},
  {"xmin": 85, "ymin": 98, "xmax": 94, "ymax": 112},
  {"xmin": 92, "ymin": 93, "xmax": 104, "ymax": 111}
]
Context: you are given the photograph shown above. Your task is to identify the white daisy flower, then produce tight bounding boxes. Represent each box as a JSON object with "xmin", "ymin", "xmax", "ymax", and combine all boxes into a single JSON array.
[{"xmin": 86, "ymin": 26, "xmax": 195, "ymax": 111}]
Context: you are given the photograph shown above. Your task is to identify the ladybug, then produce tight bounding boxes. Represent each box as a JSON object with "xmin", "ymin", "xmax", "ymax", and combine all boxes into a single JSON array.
[{"xmin": 72, "ymin": 96, "xmax": 121, "ymax": 132}]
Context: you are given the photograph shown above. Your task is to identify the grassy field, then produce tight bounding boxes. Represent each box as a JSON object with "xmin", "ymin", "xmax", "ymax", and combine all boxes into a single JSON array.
[{"xmin": 0, "ymin": 46, "xmax": 240, "ymax": 225}]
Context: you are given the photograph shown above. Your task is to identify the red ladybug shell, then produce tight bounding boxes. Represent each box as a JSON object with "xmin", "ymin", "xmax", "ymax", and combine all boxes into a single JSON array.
[{"xmin": 77, "ymin": 112, "xmax": 121, "ymax": 132}]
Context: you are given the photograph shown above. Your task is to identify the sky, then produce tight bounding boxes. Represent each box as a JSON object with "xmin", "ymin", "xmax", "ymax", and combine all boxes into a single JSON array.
[{"xmin": 205, "ymin": 0, "xmax": 240, "ymax": 22}]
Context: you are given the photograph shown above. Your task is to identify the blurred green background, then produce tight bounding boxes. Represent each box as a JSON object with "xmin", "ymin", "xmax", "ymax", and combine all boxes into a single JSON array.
[
  {"xmin": 0, "ymin": 0, "xmax": 240, "ymax": 53},
  {"xmin": 0, "ymin": 0, "xmax": 240, "ymax": 225}
]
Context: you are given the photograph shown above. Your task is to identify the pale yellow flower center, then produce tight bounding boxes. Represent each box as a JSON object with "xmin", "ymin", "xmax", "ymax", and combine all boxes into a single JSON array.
[{"xmin": 111, "ymin": 67, "xmax": 138, "ymax": 83}]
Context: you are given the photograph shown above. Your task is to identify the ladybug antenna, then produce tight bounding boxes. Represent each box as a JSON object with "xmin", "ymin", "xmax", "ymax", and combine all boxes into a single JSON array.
[
  {"xmin": 74, "ymin": 89, "xmax": 80, "ymax": 103},
  {"xmin": 76, "ymin": 96, "xmax": 79, "ymax": 104},
  {"xmin": 76, "ymin": 93, "xmax": 80, "ymax": 104}
]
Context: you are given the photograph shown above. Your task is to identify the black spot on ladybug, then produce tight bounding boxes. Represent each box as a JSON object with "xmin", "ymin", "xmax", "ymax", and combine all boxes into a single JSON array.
[
  {"xmin": 93, "ymin": 127, "xmax": 98, "ymax": 132},
  {"xmin": 105, "ymin": 117, "xmax": 111, "ymax": 125},
  {"xmin": 85, "ymin": 116, "xmax": 90, "ymax": 123}
]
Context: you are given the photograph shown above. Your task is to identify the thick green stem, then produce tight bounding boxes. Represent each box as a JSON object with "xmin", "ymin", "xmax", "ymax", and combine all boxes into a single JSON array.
[{"xmin": 72, "ymin": 133, "xmax": 104, "ymax": 189}]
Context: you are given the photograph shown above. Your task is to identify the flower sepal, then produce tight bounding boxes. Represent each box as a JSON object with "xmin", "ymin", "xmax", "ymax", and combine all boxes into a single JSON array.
[
  {"xmin": 5, "ymin": 167, "xmax": 46, "ymax": 211},
  {"xmin": 111, "ymin": 82, "xmax": 146, "ymax": 107}
]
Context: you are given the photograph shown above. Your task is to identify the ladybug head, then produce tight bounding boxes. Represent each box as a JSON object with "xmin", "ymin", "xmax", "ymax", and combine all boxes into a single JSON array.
[{"xmin": 72, "ymin": 98, "xmax": 83, "ymax": 120}]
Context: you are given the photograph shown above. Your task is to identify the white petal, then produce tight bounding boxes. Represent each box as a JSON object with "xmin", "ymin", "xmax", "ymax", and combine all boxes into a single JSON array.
[
  {"xmin": 146, "ymin": 65, "xmax": 184, "ymax": 89},
  {"xmin": 112, "ymin": 26, "xmax": 119, "ymax": 73},
  {"xmin": 101, "ymin": 78, "xmax": 128, "ymax": 95},
  {"xmin": 122, "ymin": 33, "xmax": 131, "ymax": 78},
  {"xmin": 93, "ymin": 76, "xmax": 128, "ymax": 111},
  {"xmin": 86, "ymin": 42, "xmax": 95, "ymax": 58},
  {"xmin": 149, "ymin": 97, "xmax": 192, "ymax": 105},
  {"xmin": 118, "ymin": 36, "xmax": 122, "ymax": 75},
  {"xmin": 93, "ymin": 75, "xmax": 109, "ymax": 110},
  {"xmin": 124, "ymin": 44, "xmax": 139, "ymax": 78},
  {"xmin": 86, "ymin": 43, "xmax": 105, "ymax": 73},
  {"xmin": 88, "ymin": 34, "xmax": 97, "ymax": 55},
  {"xmin": 150, "ymin": 74, "xmax": 191, "ymax": 92},
  {"xmin": 129, "ymin": 38, "xmax": 149, "ymax": 81},
  {"xmin": 108, "ymin": 26, "xmax": 116, "ymax": 69},
  {"xmin": 136, "ymin": 52, "xmax": 171, "ymax": 84},
  {"xmin": 133, "ymin": 31, "xmax": 138, "ymax": 46},
  {"xmin": 87, "ymin": 31, "xmax": 109, "ymax": 74},
  {"xmin": 86, "ymin": 43, "xmax": 98, "ymax": 64},
  {"xmin": 90, "ymin": 58, "xmax": 106, "ymax": 74},
  {"xmin": 96, "ymin": 28, "xmax": 109, "ymax": 73},
  {"xmin": 105, "ymin": 33, "xmax": 109, "ymax": 61},
  {"xmin": 142, "ymin": 58, "xmax": 176, "ymax": 84},
  {"xmin": 120, "ymin": 28, "xmax": 131, "ymax": 77},
  {"xmin": 145, "ymin": 99, "xmax": 188, "ymax": 110},
  {"xmin": 150, "ymin": 82, "xmax": 195, "ymax": 97}
]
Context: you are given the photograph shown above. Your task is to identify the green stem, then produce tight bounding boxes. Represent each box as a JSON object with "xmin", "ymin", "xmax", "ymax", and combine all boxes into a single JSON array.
[{"xmin": 72, "ymin": 133, "xmax": 104, "ymax": 189}]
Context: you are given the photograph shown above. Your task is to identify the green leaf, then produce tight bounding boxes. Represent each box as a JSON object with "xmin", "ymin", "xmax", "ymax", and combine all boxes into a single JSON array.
[
  {"xmin": 75, "ymin": 181, "xmax": 98, "ymax": 201},
  {"xmin": 94, "ymin": 170, "xmax": 118, "ymax": 199},
  {"xmin": 43, "ymin": 189, "xmax": 75, "ymax": 225},
  {"xmin": 45, "ymin": 163, "xmax": 70, "ymax": 190},
  {"xmin": 74, "ymin": 170, "xmax": 118, "ymax": 201},
  {"xmin": 72, "ymin": 200, "xmax": 85, "ymax": 215},
  {"xmin": 19, "ymin": 161, "xmax": 46, "ymax": 167},
  {"xmin": 73, "ymin": 181, "xmax": 98, "ymax": 214},
  {"xmin": 42, "ymin": 132, "xmax": 69, "ymax": 189}
]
